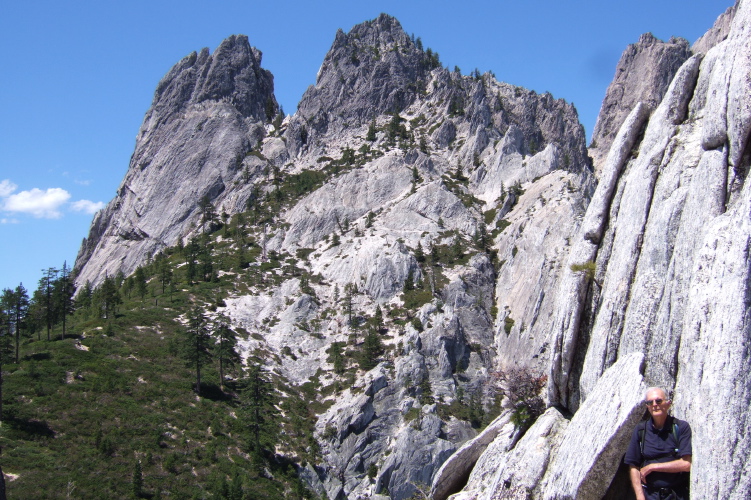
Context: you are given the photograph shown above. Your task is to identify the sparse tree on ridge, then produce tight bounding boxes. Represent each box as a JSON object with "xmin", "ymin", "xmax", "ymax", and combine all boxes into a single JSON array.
[
  {"xmin": 39, "ymin": 267, "xmax": 58, "ymax": 340},
  {"xmin": 55, "ymin": 262, "xmax": 75, "ymax": 339},
  {"xmin": 12, "ymin": 284, "xmax": 29, "ymax": 362}
]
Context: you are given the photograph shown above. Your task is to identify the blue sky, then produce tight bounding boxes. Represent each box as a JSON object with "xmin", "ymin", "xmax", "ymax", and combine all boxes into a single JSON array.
[{"xmin": 0, "ymin": 0, "xmax": 732, "ymax": 293}]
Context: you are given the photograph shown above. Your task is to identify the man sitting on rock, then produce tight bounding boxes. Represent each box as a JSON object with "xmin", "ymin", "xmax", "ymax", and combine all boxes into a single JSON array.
[{"xmin": 624, "ymin": 387, "xmax": 692, "ymax": 500}]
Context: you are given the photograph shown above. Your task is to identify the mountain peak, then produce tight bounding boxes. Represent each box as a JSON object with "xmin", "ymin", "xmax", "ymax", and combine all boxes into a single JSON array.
[
  {"xmin": 292, "ymin": 14, "xmax": 433, "ymax": 140},
  {"xmin": 150, "ymin": 34, "xmax": 276, "ymax": 123}
]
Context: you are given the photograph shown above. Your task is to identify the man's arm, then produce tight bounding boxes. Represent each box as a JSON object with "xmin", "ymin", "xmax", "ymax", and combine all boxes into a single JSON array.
[
  {"xmin": 629, "ymin": 465, "xmax": 646, "ymax": 500},
  {"xmin": 639, "ymin": 455, "xmax": 692, "ymax": 482}
]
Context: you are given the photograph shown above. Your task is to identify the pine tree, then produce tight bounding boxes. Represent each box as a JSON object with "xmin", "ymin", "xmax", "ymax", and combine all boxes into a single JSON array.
[
  {"xmin": 12, "ymin": 283, "xmax": 29, "ymax": 363},
  {"xmin": 76, "ymin": 280, "xmax": 93, "ymax": 314},
  {"xmin": 403, "ymin": 267, "xmax": 415, "ymax": 292},
  {"xmin": 366, "ymin": 118, "xmax": 377, "ymax": 141},
  {"xmin": 327, "ymin": 342, "xmax": 346, "ymax": 374},
  {"xmin": 184, "ymin": 238, "xmax": 200, "ymax": 285},
  {"xmin": 122, "ymin": 276, "xmax": 134, "ymax": 300},
  {"xmin": 343, "ymin": 283, "xmax": 355, "ymax": 326},
  {"xmin": 358, "ymin": 328, "xmax": 384, "ymax": 371},
  {"xmin": 178, "ymin": 306, "xmax": 212, "ymax": 396},
  {"xmin": 55, "ymin": 262, "xmax": 74, "ymax": 340},
  {"xmin": 228, "ymin": 471, "xmax": 243, "ymax": 500},
  {"xmin": 418, "ymin": 375, "xmax": 434, "ymax": 405},
  {"xmin": 198, "ymin": 195, "xmax": 217, "ymax": 233},
  {"xmin": 0, "ymin": 301, "xmax": 13, "ymax": 425},
  {"xmin": 451, "ymin": 236, "xmax": 464, "ymax": 261},
  {"xmin": 213, "ymin": 314, "xmax": 240, "ymax": 391},
  {"xmin": 468, "ymin": 390, "xmax": 485, "ymax": 428},
  {"xmin": 157, "ymin": 257, "xmax": 172, "ymax": 295},
  {"xmin": 99, "ymin": 273, "xmax": 122, "ymax": 320},
  {"xmin": 430, "ymin": 243, "xmax": 439, "ymax": 264},
  {"xmin": 135, "ymin": 266, "xmax": 148, "ymax": 303},
  {"xmin": 415, "ymin": 242, "xmax": 425, "ymax": 262},
  {"xmin": 240, "ymin": 360, "xmax": 278, "ymax": 466},
  {"xmin": 198, "ymin": 240, "xmax": 215, "ymax": 282},
  {"xmin": 39, "ymin": 267, "xmax": 58, "ymax": 340},
  {"xmin": 132, "ymin": 458, "xmax": 143, "ymax": 498},
  {"xmin": 373, "ymin": 305, "xmax": 383, "ymax": 332}
]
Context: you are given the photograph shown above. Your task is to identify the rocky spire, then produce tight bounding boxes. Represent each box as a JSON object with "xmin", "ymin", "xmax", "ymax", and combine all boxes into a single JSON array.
[
  {"xmin": 286, "ymin": 14, "xmax": 433, "ymax": 149},
  {"xmin": 692, "ymin": 0, "xmax": 739, "ymax": 54},
  {"xmin": 588, "ymin": 33, "xmax": 691, "ymax": 176},
  {"xmin": 74, "ymin": 35, "xmax": 277, "ymax": 287}
]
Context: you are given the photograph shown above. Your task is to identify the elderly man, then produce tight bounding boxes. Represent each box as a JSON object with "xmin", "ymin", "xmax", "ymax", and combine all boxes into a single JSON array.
[{"xmin": 624, "ymin": 387, "xmax": 692, "ymax": 500}]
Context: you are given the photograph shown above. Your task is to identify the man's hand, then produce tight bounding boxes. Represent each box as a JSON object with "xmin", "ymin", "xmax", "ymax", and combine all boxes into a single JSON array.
[{"xmin": 640, "ymin": 463, "xmax": 654, "ymax": 483}]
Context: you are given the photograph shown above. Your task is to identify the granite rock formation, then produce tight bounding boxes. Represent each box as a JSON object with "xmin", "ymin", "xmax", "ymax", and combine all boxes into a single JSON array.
[
  {"xmin": 74, "ymin": 35, "xmax": 277, "ymax": 286},
  {"xmin": 73, "ymin": 2, "xmax": 750, "ymax": 499},
  {"xmin": 449, "ymin": 1, "xmax": 750, "ymax": 498},
  {"xmin": 588, "ymin": 33, "xmax": 691, "ymax": 176}
]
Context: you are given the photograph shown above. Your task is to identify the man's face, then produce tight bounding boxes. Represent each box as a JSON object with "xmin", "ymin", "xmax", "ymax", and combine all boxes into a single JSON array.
[{"xmin": 645, "ymin": 389, "xmax": 671, "ymax": 418}]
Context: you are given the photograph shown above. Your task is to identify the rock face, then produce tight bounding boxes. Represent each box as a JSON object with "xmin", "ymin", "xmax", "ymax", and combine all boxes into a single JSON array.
[
  {"xmin": 74, "ymin": 35, "xmax": 277, "ymax": 286},
  {"xmin": 455, "ymin": 1, "xmax": 750, "ymax": 499},
  {"xmin": 692, "ymin": 2, "xmax": 738, "ymax": 55},
  {"xmin": 72, "ymin": 2, "xmax": 751, "ymax": 499},
  {"xmin": 588, "ymin": 33, "xmax": 691, "ymax": 176}
]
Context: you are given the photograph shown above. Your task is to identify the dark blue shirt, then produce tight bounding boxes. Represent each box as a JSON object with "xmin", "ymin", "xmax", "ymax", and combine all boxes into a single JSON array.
[{"xmin": 624, "ymin": 416, "xmax": 692, "ymax": 489}]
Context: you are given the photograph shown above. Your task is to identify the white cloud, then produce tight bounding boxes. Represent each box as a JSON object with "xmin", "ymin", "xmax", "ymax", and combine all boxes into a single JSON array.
[
  {"xmin": 71, "ymin": 199, "xmax": 105, "ymax": 214},
  {"xmin": 0, "ymin": 179, "xmax": 17, "ymax": 197},
  {"xmin": 74, "ymin": 179, "xmax": 92, "ymax": 186},
  {"xmin": 2, "ymin": 187, "xmax": 71, "ymax": 219},
  {"xmin": 1, "ymin": 217, "xmax": 20, "ymax": 224}
]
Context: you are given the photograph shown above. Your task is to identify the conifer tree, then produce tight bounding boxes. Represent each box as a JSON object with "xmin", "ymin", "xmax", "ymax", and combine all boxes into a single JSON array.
[
  {"xmin": 415, "ymin": 241, "xmax": 425, "ymax": 262},
  {"xmin": 157, "ymin": 257, "xmax": 172, "ymax": 295},
  {"xmin": 54, "ymin": 262, "xmax": 75, "ymax": 340},
  {"xmin": 12, "ymin": 283, "xmax": 28, "ymax": 362},
  {"xmin": 76, "ymin": 280, "xmax": 93, "ymax": 314},
  {"xmin": 132, "ymin": 458, "xmax": 143, "ymax": 498},
  {"xmin": 373, "ymin": 305, "xmax": 383, "ymax": 332},
  {"xmin": 178, "ymin": 306, "xmax": 212, "ymax": 396},
  {"xmin": 198, "ymin": 195, "xmax": 218, "ymax": 233},
  {"xmin": 327, "ymin": 342, "xmax": 346, "ymax": 374},
  {"xmin": 343, "ymin": 283, "xmax": 355, "ymax": 326},
  {"xmin": 240, "ymin": 360, "xmax": 278, "ymax": 466},
  {"xmin": 0, "ymin": 303, "xmax": 13, "ymax": 425},
  {"xmin": 135, "ymin": 266, "xmax": 148, "ymax": 303},
  {"xmin": 366, "ymin": 118, "xmax": 377, "ymax": 141},
  {"xmin": 213, "ymin": 314, "xmax": 240, "ymax": 391},
  {"xmin": 358, "ymin": 327, "xmax": 384, "ymax": 371},
  {"xmin": 418, "ymin": 375, "xmax": 434, "ymax": 405},
  {"xmin": 39, "ymin": 267, "xmax": 58, "ymax": 340},
  {"xmin": 99, "ymin": 273, "xmax": 122, "ymax": 320},
  {"xmin": 184, "ymin": 238, "xmax": 200, "ymax": 285}
]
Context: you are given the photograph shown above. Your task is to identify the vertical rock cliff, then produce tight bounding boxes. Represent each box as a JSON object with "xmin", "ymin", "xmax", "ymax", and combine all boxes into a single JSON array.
[
  {"xmin": 440, "ymin": 1, "xmax": 750, "ymax": 498},
  {"xmin": 74, "ymin": 35, "xmax": 277, "ymax": 286}
]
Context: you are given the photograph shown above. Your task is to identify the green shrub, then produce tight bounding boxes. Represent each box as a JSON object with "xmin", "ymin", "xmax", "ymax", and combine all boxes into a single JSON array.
[
  {"xmin": 504, "ymin": 316, "xmax": 515, "ymax": 335},
  {"xmin": 570, "ymin": 261, "xmax": 596, "ymax": 281},
  {"xmin": 404, "ymin": 407, "xmax": 420, "ymax": 422}
]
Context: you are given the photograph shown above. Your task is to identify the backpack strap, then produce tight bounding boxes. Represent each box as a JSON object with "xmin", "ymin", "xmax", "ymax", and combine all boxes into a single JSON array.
[
  {"xmin": 671, "ymin": 420, "xmax": 681, "ymax": 456},
  {"xmin": 639, "ymin": 418, "xmax": 683, "ymax": 463},
  {"xmin": 637, "ymin": 420, "xmax": 647, "ymax": 465}
]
